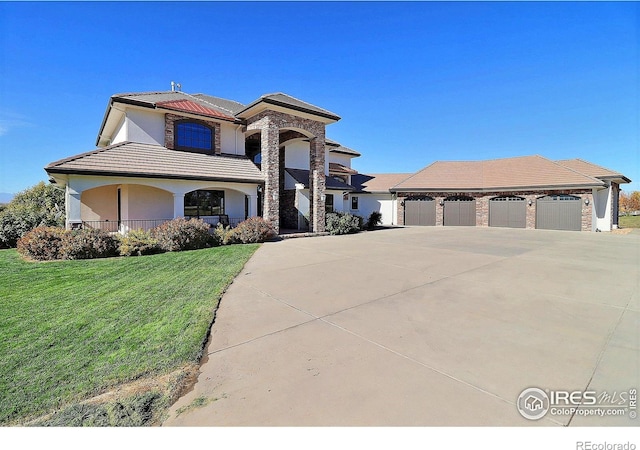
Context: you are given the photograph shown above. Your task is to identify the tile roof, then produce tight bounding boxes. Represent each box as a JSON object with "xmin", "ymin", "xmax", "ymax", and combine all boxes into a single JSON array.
[
  {"xmin": 392, "ymin": 155, "xmax": 605, "ymax": 192},
  {"xmin": 557, "ymin": 159, "xmax": 630, "ymax": 182},
  {"xmin": 285, "ymin": 168, "xmax": 355, "ymax": 191},
  {"xmin": 329, "ymin": 162, "xmax": 358, "ymax": 175},
  {"xmin": 329, "ymin": 145, "xmax": 361, "ymax": 157},
  {"xmin": 351, "ymin": 173, "xmax": 413, "ymax": 193},
  {"xmin": 46, "ymin": 142, "xmax": 264, "ymax": 183},
  {"xmin": 236, "ymin": 92, "xmax": 341, "ymax": 121}
]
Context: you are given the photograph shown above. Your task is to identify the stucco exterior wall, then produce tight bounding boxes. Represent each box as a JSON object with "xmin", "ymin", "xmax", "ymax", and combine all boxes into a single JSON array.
[
  {"xmin": 81, "ymin": 185, "xmax": 118, "ymax": 222},
  {"xmin": 126, "ymin": 185, "xmax": 173, "ymax": 220},
  {"xmin": 224, "ymin": 189, "xmax": 247, "ymax": 221},
  {"xmin": 284, "ymin": 141, "xmax": 310, "ymax": 169},
  {"xmin": 593, "ymin": 184, "xmax": 612, "ymax": 231},
  {"xmin": 354, "ymin": 193, "xmax": 397, "ymax": 225},
  {"xmin": 112, "ymin": 116, "xmax": 128, "ymax": 145},
  {"xmin": 328, "ymin": 152, "xmax": 352, "ymax": 168},
  {"xmin": 127, "ymin": 109, "xmax": 165, "ymax": 146},
  {"xmin": 220, "ymin": 121, "xmax": 243, "ymax": 155}
]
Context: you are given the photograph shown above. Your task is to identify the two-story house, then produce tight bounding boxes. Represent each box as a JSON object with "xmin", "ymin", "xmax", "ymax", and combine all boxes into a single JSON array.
[{"xmin": 45, "ymin": 89, "xmax": 362, "ymax": 234}]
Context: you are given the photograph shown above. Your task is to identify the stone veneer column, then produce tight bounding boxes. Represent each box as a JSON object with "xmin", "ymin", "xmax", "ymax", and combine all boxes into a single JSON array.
[
  {"xmin": 309, "ymin": 132, "xmax": 326, "ymax": 233},
  {"xmin": 261, "ymin": 121, "xmax": 280, "ymax": 231}
]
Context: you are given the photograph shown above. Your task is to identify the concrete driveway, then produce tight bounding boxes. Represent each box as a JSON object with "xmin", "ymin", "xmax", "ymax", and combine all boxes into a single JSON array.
[{"xmin": 163, "ymin": 227, "xmax": 639, "ymax": 426}]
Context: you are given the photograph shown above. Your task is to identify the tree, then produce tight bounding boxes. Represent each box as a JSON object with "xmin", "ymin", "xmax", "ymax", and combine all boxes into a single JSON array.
[
  {"xmin": 619, "ymin": 191, "xmax": 640, "ymax": 215},
  {"xmin": 0, "ymin": 182, "xmax": 65, "ymax": 248}
]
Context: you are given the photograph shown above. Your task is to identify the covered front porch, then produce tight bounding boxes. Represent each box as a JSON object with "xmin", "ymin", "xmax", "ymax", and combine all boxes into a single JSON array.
[{"xmin": 58, "ymin": 174, "xmax": 261, "ymax": 233}]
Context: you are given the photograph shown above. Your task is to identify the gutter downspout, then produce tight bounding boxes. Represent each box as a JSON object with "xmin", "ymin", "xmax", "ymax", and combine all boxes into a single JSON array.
[{"xmin": 235, "ymin": 124, "xmax": 243, "ymax": 155}]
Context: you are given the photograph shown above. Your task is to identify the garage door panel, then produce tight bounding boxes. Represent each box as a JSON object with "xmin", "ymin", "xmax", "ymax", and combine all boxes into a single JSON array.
[
  {"xmin": 536, "ymin": 195, "xmax": 581, "ymax": 231},
  {"xmin": 444, "ymin": 197, "xmax": 476, "ymax": 226},
  {"xmin": 404, "ymin": 199, "xmax": 435, "ymax": 226},
  {"xmin": 490, "ymin": 197, "xmax": 525, "ymax": 228}
]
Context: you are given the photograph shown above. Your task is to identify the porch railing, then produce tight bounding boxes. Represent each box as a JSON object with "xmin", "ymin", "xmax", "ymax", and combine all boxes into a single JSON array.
[
  {"xmin": 80, "ymin": 217, "xmax": 246, "ymax": 233},
  {"xmin": 81, "ymin": 219, "xmax": 173, "ymax": 233}
]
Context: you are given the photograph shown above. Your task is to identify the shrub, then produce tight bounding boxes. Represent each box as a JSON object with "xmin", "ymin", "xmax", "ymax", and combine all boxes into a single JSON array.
[
  {"xmin": 366, "ymin": 211, "xmax": 383, "ymax": 230},
  {"xmin": 228, "ymin": 217, "xmax": 276, "ymax": 244},
  {"xmin": 325, "ymin": 212, "xmax": 362, "ymax": 235},
  {"xmin": 60, "ymin": 228, "xmax": 119, "ymax": 260},
  {"xmin": 213, "ymin": 223, "xmax": 234, "ymax": 246},
  {"xmin": 151, "ymin": 218, "xmax": 212, "ymax": 252},
  {"xmin": 117, "ymin": 229, "xmax": 162, "ymax": 257},
  {"xmin": 0, "ymin": 182, "xmax": 65, "ymax": 248},
  {"xmin": 16, "ymin": 226, "xmax": 66, "ymax": 261}
]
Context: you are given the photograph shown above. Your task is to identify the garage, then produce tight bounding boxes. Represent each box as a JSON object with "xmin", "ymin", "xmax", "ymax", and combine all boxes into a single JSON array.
[
  {"xmin": 536, "ymin": 195, "xmax": 582, "ymax": 231},
  {"xmin": 404, "ymin": 197, "xmax": 436, "ymax": 226},
  {"xmin": 489, "ymin": 196, "xmax": 526, "ymax": 228},
  {"xmin": 444, "ymin": 196, "xmax": 476, "ymax": 226}
]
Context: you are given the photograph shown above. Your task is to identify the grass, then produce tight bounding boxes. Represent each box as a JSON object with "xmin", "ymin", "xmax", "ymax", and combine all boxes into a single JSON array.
[
  {"xmin": 0, "ymin": 244, "xmax": 259, "ymax": 425},
  {"xmin": 619, "ymin": 215, "xmax": 640, "ymax": 228}
]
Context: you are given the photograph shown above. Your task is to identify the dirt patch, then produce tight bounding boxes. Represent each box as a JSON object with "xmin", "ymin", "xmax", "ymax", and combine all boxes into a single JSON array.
[
  {"xmin": 612, "ymin": 228, "xmax": 634, "ymax": 235},
  {"xmin": 25, "ymin": 364, "xmax": 200, "ymax": 426}
]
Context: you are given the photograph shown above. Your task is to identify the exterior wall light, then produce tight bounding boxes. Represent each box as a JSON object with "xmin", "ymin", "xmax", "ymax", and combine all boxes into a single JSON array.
[
  {"xmin": 585, "ymin": 198, "xmax": 590, "ymax": 205},
  {"xmin": 439, "ymin": 200, "xmax": 444, "ymax": 206},
  {"xmin": 528, "ymin": 199, "xmax": 533, "ymax": 206}
]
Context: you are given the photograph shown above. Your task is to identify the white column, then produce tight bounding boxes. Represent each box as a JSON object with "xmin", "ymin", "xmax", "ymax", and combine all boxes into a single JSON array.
[
  {"xmin": 173, "ymin": 193, "xmax": 185, "ymax": 219},
  {"xmin": 66, "ymin": 185, "xmax": 82, "ymax": 230},
  {"xmin": 248, "ymin": 194, "xmax": 258, "ymax": 218}
]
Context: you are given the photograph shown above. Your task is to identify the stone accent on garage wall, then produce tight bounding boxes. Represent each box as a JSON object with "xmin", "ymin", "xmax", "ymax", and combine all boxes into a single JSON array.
[
  {"xmin": 396, "ymin": 190, "xmax": 594, "ymax": 231},
  {"xmin": 164, "ymin": 113, "xmax": 221, "ymax": 155}
]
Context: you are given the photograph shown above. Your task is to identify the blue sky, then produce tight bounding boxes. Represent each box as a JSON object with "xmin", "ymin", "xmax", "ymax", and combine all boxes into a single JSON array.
[{"xmin": 0, "ymin": 1, "xmax": 638, "ymax": 196}]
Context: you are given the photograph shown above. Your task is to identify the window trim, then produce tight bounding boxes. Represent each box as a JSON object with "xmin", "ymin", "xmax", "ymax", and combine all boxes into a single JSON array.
[
  {"xmin": 175, "ymin": 120, "xmax": 215, "ymax": 154},
  {"xmin": 351, "ymin": 195, "xmax": 359, "ymax": 210}
]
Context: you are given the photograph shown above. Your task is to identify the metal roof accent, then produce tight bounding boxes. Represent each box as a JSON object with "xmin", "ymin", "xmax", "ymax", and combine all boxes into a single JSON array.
[{"xmin": 156, "ymin": 99, "xmax": 236, "ymax": 121}]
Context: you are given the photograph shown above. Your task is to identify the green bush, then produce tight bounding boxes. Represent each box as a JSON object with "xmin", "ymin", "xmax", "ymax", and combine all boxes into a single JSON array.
[
  {"xmin": 0, "ymin": 182, "xmax": 65, "ymax": 248},
  {"xmin": 117, "ymin": 229, "xmax": 162, "ymax": 257},
  {"xmin": 366, "ymin": 211, "xmax": 383, "ymax": 230},
  {"xmin": 228, "ymin": 217, "xmax": 276, "ymax": 244},
  {"xmin": 325, "ymin": 212, "xmax": 362, "ymax": 235},
  {"xmin": 60, "ymin": 228, "xmax": 119, "ymax": 260},
  {"xmin": 16, "ymin": 226, "xmax": 66, "ymax": 261},
  {"xmin": 151, "ymin": 218, "xmax": 212, "ymax": 252}
]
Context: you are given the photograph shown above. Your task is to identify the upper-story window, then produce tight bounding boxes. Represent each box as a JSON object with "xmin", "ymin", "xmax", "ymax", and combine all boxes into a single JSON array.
[{"xmin": 176, "ymin": 121, "xmax": 214, "ymax": 154}]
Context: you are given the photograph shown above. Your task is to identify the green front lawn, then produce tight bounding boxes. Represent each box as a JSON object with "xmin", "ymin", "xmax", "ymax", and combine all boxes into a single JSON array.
[
  {"xmin": 0, "ymin": 244, "xmax": 258, "ymax": 425},
  {"xmin": 619, "ymin": 215, "xmax": 640, "ymax": 228}
]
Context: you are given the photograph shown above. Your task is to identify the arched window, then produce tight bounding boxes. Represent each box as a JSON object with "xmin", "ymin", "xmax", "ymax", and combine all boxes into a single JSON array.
[{"xmin": 176, "ymin": 121, "xmax": 214, "ymax": 154}]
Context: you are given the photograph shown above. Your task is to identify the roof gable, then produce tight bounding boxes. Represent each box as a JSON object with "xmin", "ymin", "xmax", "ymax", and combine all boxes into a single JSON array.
[{"xmin": 236, "ymin": 92, "xmax": 341, "ymax": 122}]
